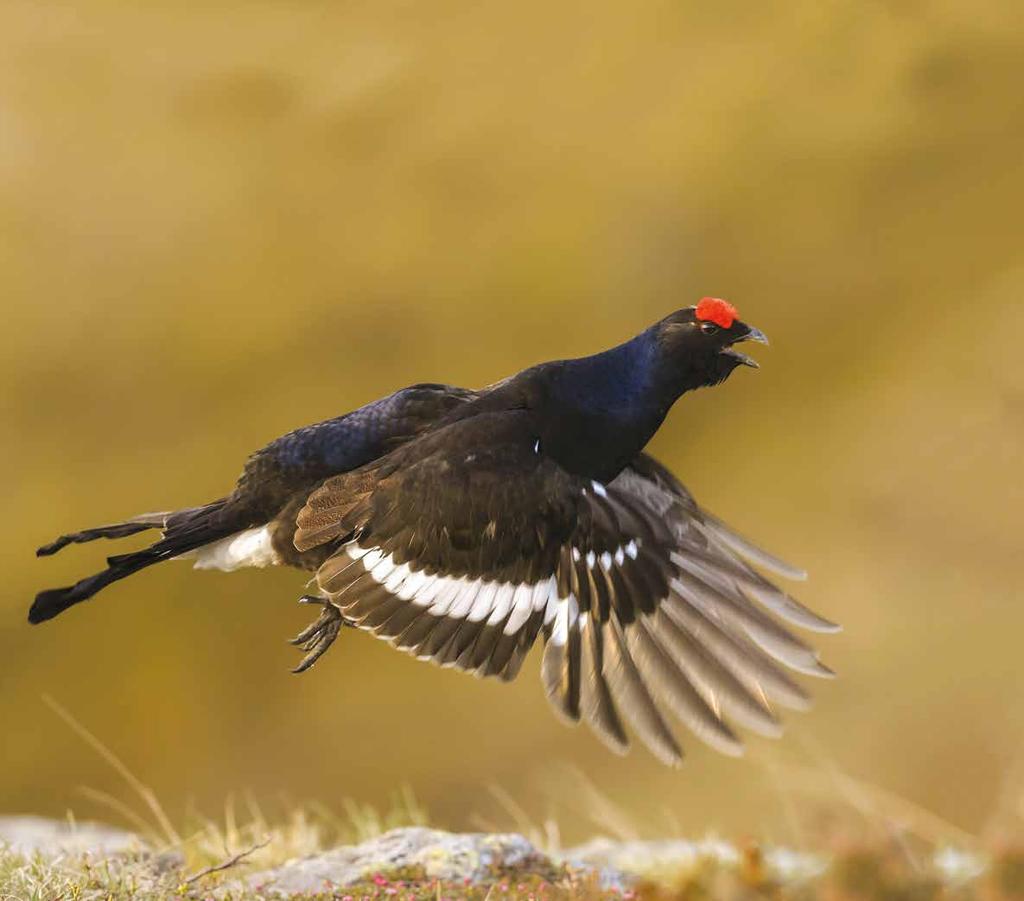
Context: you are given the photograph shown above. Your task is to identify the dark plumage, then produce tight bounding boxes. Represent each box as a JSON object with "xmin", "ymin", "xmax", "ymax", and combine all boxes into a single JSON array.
[{"xmin": 31, "ymin": 300, "xmax": 839, "ymax": 765}]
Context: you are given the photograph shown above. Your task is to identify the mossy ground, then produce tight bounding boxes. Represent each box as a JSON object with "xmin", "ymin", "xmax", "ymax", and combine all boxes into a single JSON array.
[
  {"xmin": 2, "ymin": 839, "xmax": 1022, "ymax": 901},
  {"xmin": 5, "ymin": 707, "xmax": 1021, "ymax": 899}
]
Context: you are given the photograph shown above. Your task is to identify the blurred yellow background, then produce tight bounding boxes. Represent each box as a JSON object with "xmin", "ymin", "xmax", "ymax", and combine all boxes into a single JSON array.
[{"xmin": 2, "ymin": 0, "xmax": 1022, "ymax": 845}]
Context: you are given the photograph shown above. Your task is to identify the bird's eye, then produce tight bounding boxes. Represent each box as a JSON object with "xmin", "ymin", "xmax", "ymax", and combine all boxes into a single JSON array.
[{"xmin": 699, "ymin": 321, "xmax": 719, "ymax": 335}]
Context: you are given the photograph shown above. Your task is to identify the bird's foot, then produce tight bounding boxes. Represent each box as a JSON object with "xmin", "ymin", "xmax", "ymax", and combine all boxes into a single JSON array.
[{"xmin": 290, "ymin": 595, "xmax": 346, "ymax": 673}]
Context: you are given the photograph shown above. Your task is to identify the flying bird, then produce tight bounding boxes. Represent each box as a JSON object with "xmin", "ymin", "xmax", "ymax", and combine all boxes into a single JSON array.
[{"xmin": 31, "ymin": 298, "xmax": 838, "ymax": 765}]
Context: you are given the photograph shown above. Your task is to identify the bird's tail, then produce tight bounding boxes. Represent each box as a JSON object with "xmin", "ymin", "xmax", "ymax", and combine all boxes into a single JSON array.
[
  {"xmin": 36, "ymin": 513, "xmax": 169, "ymax": 557},
  {"xmin": 30, "ymin": 500, "xmax": 235, "ymax": 624}
]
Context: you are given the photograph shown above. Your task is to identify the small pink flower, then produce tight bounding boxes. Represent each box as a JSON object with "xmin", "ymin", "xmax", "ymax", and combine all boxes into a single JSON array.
[{"xmin": 373, "ymin": 873, "xmax": 390, "ymax": 887}]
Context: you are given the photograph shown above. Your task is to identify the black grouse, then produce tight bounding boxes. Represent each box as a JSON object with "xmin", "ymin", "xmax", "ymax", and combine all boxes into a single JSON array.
[{"xmin": 32, "ymin": 298, "xmax": 838, "ymax": 765}]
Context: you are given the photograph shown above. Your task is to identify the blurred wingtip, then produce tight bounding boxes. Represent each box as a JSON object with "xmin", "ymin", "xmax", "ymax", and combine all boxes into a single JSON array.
[{"xmin": 807, "ymin": 658, "xmax": 837, "ymax": 679}]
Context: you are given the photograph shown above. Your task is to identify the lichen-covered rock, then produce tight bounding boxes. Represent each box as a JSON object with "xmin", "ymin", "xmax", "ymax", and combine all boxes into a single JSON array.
[
  {"xmin": 234, "ymin": 827, "xmax": 555, "ymax": 895},
  {"xmin": 562, "ymin": 836, "xmax": 826, "ymax": 889},
  {"xmin": 0, "ymin": 815, "xmax": 146, "ymax": 859}
]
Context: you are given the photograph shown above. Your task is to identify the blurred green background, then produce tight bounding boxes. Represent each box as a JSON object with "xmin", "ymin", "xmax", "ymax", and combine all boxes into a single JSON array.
[{"xmin": 2, "ymin": 0, "xmax": 1022, "ymax": 845}]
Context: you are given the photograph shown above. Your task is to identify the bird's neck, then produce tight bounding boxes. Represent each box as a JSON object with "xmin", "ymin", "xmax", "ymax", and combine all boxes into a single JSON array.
[
  {"xmin": 535, "ymin": 330, "xmax": 688, "ymax": 481},
  {"xmin": 555, "ymin": 329, "xmax": 672, "ymax": 408}
]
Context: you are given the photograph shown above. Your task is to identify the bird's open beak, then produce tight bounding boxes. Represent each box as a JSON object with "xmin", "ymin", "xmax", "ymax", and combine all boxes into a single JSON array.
[
  {"xmin": 721, "ymin": 324, "xmax": 769, "ymax": 368},
  {"xmin": 744, "ymin": 326, "xmax": 769, "ymax": 346}
]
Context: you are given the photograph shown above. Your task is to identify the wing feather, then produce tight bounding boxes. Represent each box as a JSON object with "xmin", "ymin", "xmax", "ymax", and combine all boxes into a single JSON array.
[
  {"xmin": 645, "ymin": 607, "xmax": 781, "ymax": 738},
  {"xmin": 660, "ymin": 591, "xmax": 812, "ymax": 711},
  {"xmin": 289, "ymin": 412, "xmax": 836, "ymax": 765},
  {"xmin": 579, "ymin": 620, "xmax": 629, "ymax": 754},
  {"xmin": 541, "ymin": 624, "xmax": 583, "ymax": 725},
  {"xmin": 624, "ymin": 617, "xmax": 744, "ymax": 757},
  {"xmin": 603, "ymin": 619, "xmax": 683, "ymax": 766},
  {"xmin": 699, "ymin": 511, "xmax": 809, "ymax": 581}
]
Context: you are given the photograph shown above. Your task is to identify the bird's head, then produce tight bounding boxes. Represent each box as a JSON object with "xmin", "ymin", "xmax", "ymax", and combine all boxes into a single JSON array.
[{"xmin": 654, "ymin": 298, "xmax": 769, "ymax": 390}]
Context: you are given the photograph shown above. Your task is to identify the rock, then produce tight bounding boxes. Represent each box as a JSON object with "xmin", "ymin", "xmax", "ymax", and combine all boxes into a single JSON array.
[
  {"xmin": 564, "ymin": 835, "xmax": 738, "ymax": 876},
  {"xmin": 236, "ymin": 827, "xmax": 556, "ymax": 895},
  {"xmin": 0, "ymin": 815, "xmax": 146, "ymax": 859},
  {"xmin": 562, "ymin": 836, "xmax": 826, "ymax": 888}
]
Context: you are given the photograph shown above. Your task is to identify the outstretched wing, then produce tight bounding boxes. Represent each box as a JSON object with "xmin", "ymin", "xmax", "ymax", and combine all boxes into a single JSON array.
[
  {"xmin": 293, "ymin": 415, "xmax": 838, "ymax": 765},
  {"xmin": 294, "ymin": 410, "xmax": 583, "ymax": 680}
]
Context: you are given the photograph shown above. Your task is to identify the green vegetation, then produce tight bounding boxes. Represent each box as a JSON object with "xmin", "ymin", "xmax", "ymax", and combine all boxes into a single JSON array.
[{"xmin": 2, "ymin": 833, "xmax": 1023, "ymax": 901}]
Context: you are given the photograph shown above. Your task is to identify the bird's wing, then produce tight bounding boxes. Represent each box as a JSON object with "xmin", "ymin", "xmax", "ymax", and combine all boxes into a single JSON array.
[
  {"xmin": 595, "ymin": 453, "xmax": 839, "ymax": 762},
  {"xmin": 293, "ymin": 409, "xmax": 583, "ymax": 667},
  {"xmin": 293, "ymin": 417, "xmax": 838, "ymax": 765}
]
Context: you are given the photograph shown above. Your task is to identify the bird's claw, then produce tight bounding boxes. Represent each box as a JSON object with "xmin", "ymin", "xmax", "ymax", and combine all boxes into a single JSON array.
[{"xmin": 290, "ymin": 596, "xmax": 345, "ymax": 673}]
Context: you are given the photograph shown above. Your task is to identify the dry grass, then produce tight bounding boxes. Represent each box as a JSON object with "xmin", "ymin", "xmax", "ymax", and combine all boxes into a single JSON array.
[
  {"xmin": 2, "ymin": 703, "xmax": 1022, "ymax": 900},
  {"xmin": 2, "ymin": 836, "xmax": 1024, "ymax": 900}
]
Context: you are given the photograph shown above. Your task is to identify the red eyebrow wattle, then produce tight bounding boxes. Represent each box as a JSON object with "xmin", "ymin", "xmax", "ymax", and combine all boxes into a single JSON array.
[{"xmin": 695, "ymin": 297, "xmax": 739, "ymax": 329}]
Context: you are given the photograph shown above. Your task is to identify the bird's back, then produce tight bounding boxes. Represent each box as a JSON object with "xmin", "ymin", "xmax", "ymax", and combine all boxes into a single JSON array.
[{"xmin": 234, "ymin": 382, "xmax": 479, "ymax": 518}]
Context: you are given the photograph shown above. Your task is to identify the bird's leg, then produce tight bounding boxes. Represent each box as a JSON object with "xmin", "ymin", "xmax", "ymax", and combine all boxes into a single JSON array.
[{"xmin": 290, "ymin": 594, "xmax": 347, "ymax": 673}]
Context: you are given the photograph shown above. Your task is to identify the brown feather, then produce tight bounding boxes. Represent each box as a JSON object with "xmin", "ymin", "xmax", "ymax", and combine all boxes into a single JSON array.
[
  {"xmin": 603, "ymin": 619, "xmax": 682, "ymax": 766},
  {"xmin": 624, "ymin": 618, "xmax": 743, "ymax": 756},
  {"xmin": 579, "ymin": 622, "xmax": 629, "ymax": 754}
]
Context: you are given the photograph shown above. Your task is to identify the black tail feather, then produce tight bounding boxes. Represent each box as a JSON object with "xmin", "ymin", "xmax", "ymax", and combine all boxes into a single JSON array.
[
  {"xmin": 31, "ymin": 499, "xmax": 238, "ymax": 625},
  {"xmin": 30, "ymin": 549, "xmax": 165, "ymax": 624},
  {"xmin": 36, "ymin": 518, "xmax": 166, "ymax": 557}
]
